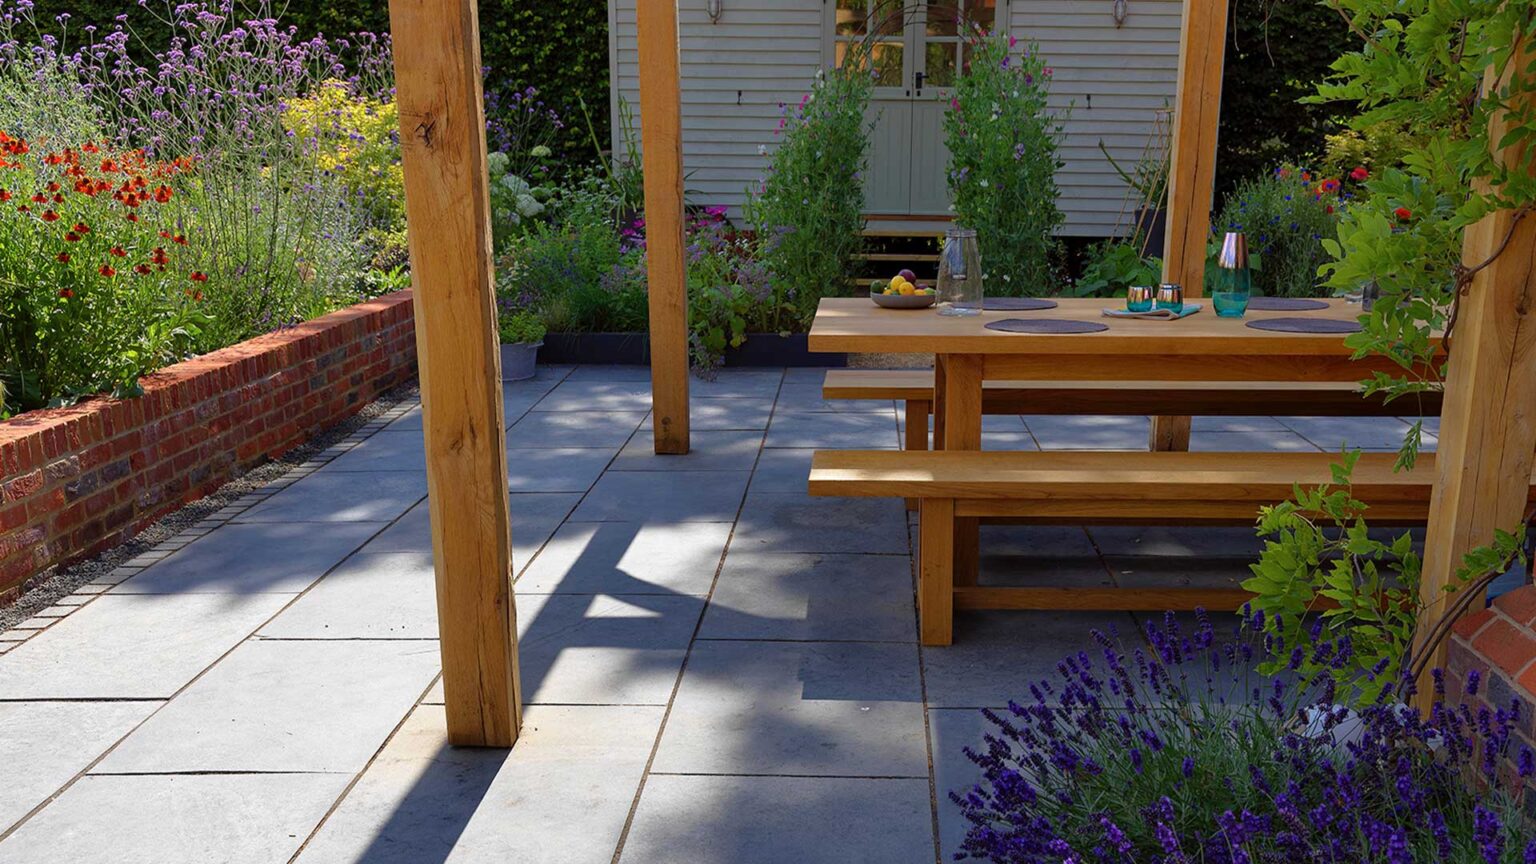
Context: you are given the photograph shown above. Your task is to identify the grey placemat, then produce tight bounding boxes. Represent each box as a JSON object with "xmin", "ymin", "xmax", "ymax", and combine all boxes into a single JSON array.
[
  {"xmin": 1245, "ymin": 317, "xmax": 1362, "ymax": 334},
  {"xmin": 985, "ymin": 318, "xmax": 1108, "ymax": 334},
  {"xmin": 1247, "ymin": 297, "xmax": 1329, "ymax": 312},
  {"xmin": 983, "ymin": 297, "xmax": 1059, "ymax": 311}
]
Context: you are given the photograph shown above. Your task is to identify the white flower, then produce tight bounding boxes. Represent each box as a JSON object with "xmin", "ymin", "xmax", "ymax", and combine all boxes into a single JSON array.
[
  {"xmin": 1002, "ymin": 274, "xmax": 1011, "ymax": 282},
  {"xmin": 515, "ymin": 194, "xmax": 544, "ymax": 218},
  {"xmin": 530, "ymin": 145, "xmax": 552, "ymax": 159},
  {"xmin": 979, "ymin": 179, "xmax": 989, "ymax": 188},
  {"xmin": 758, "ymin": 144, "xmax": 769, "ymax": 156}
]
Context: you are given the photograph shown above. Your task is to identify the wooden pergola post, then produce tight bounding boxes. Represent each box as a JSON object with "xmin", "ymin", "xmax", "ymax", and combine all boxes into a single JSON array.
[
  {"xmin": 389, "ymin": 0, "xmax": 521, "ymax": 748},
  {"xmin": 637, "ymin": 0, "xmax": 691, "ymax": 455},
  {"xmin": 1416, "ymin": 48, "xmax": 1536, "ymax": 684},
  {"xmin": 1150, "ymin": 0, "xmax": 1229, "ymax": 452}
]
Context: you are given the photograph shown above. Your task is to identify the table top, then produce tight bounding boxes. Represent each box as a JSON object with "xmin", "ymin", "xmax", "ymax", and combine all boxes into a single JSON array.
[{"xmin": 806, "ymin": 297, "xmax": 1433, "ymax": 357}]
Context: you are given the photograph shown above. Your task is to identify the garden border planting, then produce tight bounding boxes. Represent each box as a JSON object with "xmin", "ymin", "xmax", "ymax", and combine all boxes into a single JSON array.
[
  {"xmin": 1447, "ymin": 584, "xmax": 1536, "ymax": 817},
  {"xmin": 0, "ymin": 290, "xmax": 416, "ymax": 604}
]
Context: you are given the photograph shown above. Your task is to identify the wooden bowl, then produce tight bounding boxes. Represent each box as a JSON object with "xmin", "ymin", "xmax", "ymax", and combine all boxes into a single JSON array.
[{"xmin": 871, "ymin": 292, "xmax": 938, "ymax": 310}]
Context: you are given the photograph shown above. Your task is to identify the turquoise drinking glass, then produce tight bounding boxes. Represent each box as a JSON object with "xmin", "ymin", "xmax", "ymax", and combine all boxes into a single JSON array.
[
  {"xmin": 1154, "ymin": 284, "xmax": 1183, "ymax": 315},
  {"xmin": 1126, "ymin": 285, "xmax": 1154, "ymax": 313},
  {"xmin": 1212, "ymin": 232, "xmax": 1252, "ymax": 318}
]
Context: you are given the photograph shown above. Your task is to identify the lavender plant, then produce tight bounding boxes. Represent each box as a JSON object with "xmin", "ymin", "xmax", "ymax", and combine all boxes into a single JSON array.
[{"xmin": 953, "ymin": 609, "xmax": 1535, "ymax": 863}]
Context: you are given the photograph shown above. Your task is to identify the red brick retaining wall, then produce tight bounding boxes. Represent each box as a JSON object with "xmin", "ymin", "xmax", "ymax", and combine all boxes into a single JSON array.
[
  {"xmin": 1447, "ymin": 584, "xmax": 1536, "ymax": 815},
  {"xmin": 0, "ymin": 290, "xmax": 416, "ymax": 604}
]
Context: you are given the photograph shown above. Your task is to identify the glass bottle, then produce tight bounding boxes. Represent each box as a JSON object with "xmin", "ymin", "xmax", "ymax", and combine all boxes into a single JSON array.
[{"xmin": 936, "ymin": 227, "xmax": 983, "ymax": 317}]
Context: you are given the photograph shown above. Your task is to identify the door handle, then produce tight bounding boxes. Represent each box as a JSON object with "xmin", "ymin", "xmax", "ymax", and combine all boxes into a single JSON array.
[{"xmin": 915, "ymin": 71, "xmax": 926, "ymax": 93}]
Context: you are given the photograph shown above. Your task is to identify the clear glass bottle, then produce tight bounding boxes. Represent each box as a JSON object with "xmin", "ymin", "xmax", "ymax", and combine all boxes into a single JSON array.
[{"xmin": 936, "ymin": 227, "xmax": 983, "ymax": 317}]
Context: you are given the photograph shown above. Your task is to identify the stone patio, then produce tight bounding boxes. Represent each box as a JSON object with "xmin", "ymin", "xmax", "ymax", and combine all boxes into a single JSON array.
[{"xmin": 0, "ymin": 366, "xmax": 1436, "ymax": 863}]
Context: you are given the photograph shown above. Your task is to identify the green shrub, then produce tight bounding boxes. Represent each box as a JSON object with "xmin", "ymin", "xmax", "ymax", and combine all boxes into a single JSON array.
[
  {"xmin": 744, "ymin": 62, "xmax": 872, "ymax": 327},
  {"xmin": 944, "ymin": 30, "xmax": 1065, "ymax": 295},
  {"xmin": 497, "ymin": 309, "xmax": 546, "ymax": 345},
  {"xmin": 1069, "ymin": 241, "xmax": 1161, "ymax": 298},
  {"xmin": 1213, "ymin": 167, "xmax": 1342, "ymax": 298}
]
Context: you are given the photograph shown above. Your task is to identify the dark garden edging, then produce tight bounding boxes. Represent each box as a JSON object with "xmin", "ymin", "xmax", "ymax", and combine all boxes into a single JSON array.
[
  {"xmin": 537, "ymin": 332, "xmax": 845, "ymax": 368},
  {"xmin": 0, "ymin": 290, "xmax": 417, "ymax": 604}
]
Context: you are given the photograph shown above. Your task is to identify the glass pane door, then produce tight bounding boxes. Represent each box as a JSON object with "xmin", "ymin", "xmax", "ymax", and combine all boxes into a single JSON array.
[
  {"xmin": 919, "ymin": 0, "xmax": 999, "ymax": 93},
  {"xmin": 833, "ymin": 0, "xmax": 914, "ymax": 94}
]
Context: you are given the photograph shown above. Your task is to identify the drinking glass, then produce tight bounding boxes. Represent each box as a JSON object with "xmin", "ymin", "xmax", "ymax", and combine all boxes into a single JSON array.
[
  {"xmin": 1154, "ymin": 283, "xmax": 1184, "ymax": 315},
  {"xmin": 1212, "ymin": 232, "xmax": 1252, "ymax": 318},
  {"xmin": 936, "ymin": 227, "xmax": 983, "ymax": 317},
  {"xmin": 1126, "ymin": 285, "xmax": 1154, "ymax": 313}
]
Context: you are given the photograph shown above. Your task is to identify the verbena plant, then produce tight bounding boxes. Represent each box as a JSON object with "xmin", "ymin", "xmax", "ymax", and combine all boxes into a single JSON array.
[
  {"xmin": 953, "ymin": 610, "xmax": 1535, "ymax": 863},
  {"xmin": 944, "ymin": 29, "xmax": 1065, "ymax": 295},
  {"xmin": 1213, "ymin": 167, "xmax": 1345, "ymax": 298},
  {"xmin": 744, "ymin": 58, "xmax": 872, "ymax": 328}
]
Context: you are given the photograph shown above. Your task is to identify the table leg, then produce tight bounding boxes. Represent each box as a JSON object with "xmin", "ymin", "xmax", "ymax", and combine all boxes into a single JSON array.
[
  {"xmin": 919, "ymin": 498, "xmax": 956, "ymax": 646},
  {"xmin": 939, "ymin": 354, "xmax": 984, "ymax": 588}
]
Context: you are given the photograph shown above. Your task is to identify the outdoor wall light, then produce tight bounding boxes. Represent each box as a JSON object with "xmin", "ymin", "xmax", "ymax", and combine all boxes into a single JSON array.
[
  {"xmin": 1113, "ymin": 0, "xmax": 1128, "ymax": 27},
  {"xmin": 708, "ymin": 0, "xmax": 723, "ymax": 23}
]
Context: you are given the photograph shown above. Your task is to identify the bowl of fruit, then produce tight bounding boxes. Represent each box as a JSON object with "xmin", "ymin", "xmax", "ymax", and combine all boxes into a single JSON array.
[{"xmin": 871, "ymin": 270, "xmax": 937, "ymax": 309}]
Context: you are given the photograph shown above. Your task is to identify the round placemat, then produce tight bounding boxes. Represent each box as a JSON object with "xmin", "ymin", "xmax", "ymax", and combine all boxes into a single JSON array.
[
  {"xmin": 982, "ymin": 297, "xmax": 1059, "ymax": 311},
  {"xmin": 985, "ymin": 318, "xmax": 1108, "ymax": 334},
  {"xmin": 1246, "ymin": 297, "xmax": 1329, "ymax": 312},
  {"xmin": 1245, "ymin": 317, "xmax": 1362, "ymax": 334}
]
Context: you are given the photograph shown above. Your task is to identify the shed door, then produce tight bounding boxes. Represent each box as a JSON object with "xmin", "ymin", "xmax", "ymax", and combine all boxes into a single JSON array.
[{"xmin": 830, "ymin": 0, "xmax": 1002, "ymax": 218}]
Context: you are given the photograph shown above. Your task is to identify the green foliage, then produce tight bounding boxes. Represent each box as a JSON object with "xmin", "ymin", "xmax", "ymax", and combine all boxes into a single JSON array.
[
  {"xmin": 283, "ymin": 80, "xmax": 405, "ymax": 229},
  {"xmin": 745, "ymin": 63, "xmax": 872, "ymax": 327},
  {"xmin": 944, "ymin": 30, "xmax": 1065, "ymax": 295},
  {"xmin": 1214, "ymin": 167, "xmax": 1343, "ymax": 297},
  {"xmin": 1319, "ymin": 120, "xmax": 1416, "ymax": 178},
  {"xmin": 1216, "ymin": 0, "xmax": 1355, "ymax": 195},
  {"xmin": 497, "ymin": 309, "xmax": 546, "ymax": 345},
  {"xmin": 1068, "ymin": 241, "xmax": 1160, "ymax": 298}
]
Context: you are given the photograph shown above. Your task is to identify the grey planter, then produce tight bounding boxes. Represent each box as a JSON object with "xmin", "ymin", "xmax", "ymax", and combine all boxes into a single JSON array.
[{"xmin": 499, "ymin": 342, "xmax": 542, "ymax": 381}]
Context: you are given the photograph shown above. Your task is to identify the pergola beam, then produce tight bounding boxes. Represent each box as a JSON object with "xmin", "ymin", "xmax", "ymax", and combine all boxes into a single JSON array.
[
  {"xmin": 637, "ymin": 0, "xmax": 691, "ymax": 455},
  {"xmin": 389, "ymin": 0, "xmax": 521, "ymax": 748},
  {"xmin": 1150, "ymin": 0, "xmax": 1229, "ymax": 452},
  {"xmin": 1417, "ymin": 48, "xmax": 1536, "ymax": 686}
]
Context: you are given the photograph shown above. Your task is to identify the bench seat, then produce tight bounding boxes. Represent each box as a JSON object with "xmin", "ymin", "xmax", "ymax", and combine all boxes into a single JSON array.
[{"xmin": 810, "ymin": 449, "xmax": 1534, "ymax": 645}]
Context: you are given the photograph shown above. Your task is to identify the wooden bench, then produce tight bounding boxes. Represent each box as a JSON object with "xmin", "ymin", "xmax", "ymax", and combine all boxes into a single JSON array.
[
  {"xmin": 822, "ymin": 369, "xmax": 1444, "ymax": 452},
  {"xmin": 810, "ymin": 449, "xmax": 1534, "ymax": 646}
]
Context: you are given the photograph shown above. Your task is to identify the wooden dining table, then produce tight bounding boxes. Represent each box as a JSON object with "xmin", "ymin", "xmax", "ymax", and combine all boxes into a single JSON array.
[{"xmin": 806, "ymin": 295, "xmax": 1441, "ymax": 585}]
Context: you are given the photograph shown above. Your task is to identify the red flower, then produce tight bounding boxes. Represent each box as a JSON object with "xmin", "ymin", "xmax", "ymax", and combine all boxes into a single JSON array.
[
  {"xmin": 172, "ymin": 234, "xmax": 187, "ymax": 246},
  {"xmin": 82, "ymin": 142, "xmax": 99, "ymax": 154},
  {"xmin": 125, "ymin": 212, "xmax": 139, "ymax": 223},
  {"xmin": 133, "ymin": 263, "xmax": 152, "ymax": 275},
  {"xmin": 1325, "ymin": 205, "xmax": 1335, "ymax": 214},
  {"xmin": 109, "ymin": 246, "xmax": 127, "ymax": 258},
  {"xmin": 1300, "ymin": 171, "xmax": 1312, "ymax": 182},
  {"xmin": 72, "ymin": 222, "xmax": 90, "ymax": 234},
  {"xmin": 15, "ymin": 204, "xmax": 28, "ymax": 214},
  {"xmin": 40, "ymin": 210, "xmax": 59, "ymax": 222},
  {"xmin": 159, "ymin": 230, "xmax": 172, "ymax": 239},
  {"xmin": 99, "ymin": 159, "xmax": 118, "ymax": 173},
  {"xmin": 0, "ymin": 189, "xmax": 9, "ymax": 202},
  {"xmin": 98, "ymin": 265, "xmax": 117, "ymax": 277},
  {"xmin": 58, "ymin": 288, "xmax": 74, "ymax": 299},
  {"xmin": 29, "ymin": 193, "xmax": 45, "ymax": 204},
  {"xmin": 1350, "ymin": 166, "xmax": 1369, "ymax": 182},
  {"xmin": 56, "ymin": 252, "xmax": 70, "ymax": 263},
  {"xmin": 1318, "ymin": 178, "xmax": 1341, "ymax": 194},
  {"xmin": 1394, "ymin": 207, "xmax": 1412, "ymax": 222},
  {"xmin": 45, "ymin": 181, "xmax": 60, "ymax": 192},
  {"xmin": 153, "ymin": 185, "xmax": 173, "ymax": 203},
  {"xmin": 189, "ymin": 271, "xmax": 209, "ymax": 283},
  {"xmin": 64, "ymin": 231, "xmax": 81, "ymax": 242}
]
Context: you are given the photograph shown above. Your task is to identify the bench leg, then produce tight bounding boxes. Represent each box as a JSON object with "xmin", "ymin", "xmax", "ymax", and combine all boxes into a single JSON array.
[
  {"xmin": 903, "ymin": 399, "xmax": 930, "ymax": 511},
  {"xmin": 954, "ymin": 518, "xmax": 980, "ymax": 587},
  {"xmin": 919, "ymin": 498, "xmax": 956, "ymax": 646}
]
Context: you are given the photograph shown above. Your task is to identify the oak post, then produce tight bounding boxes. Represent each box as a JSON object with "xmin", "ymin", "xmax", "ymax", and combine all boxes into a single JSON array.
[
  {"xmin": 389, "ymin": 0, "xmax": 520, "ymax": 747},
  {"xmin": 637, "ymin": 0, "xmax": 691, "ymax": 454},
  {"xmin": 1149, "ymin": 0, "xmax": 1229, "ymax": 452},
  {"xmin": 1416, "ymin": 48, "xmax": 1536, "ymax": 691}
]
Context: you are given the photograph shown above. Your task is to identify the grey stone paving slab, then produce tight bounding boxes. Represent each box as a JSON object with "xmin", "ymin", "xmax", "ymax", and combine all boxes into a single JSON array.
[
  {"xmin": 620, "ymin": 775, "xmax": 935, "ymax": 864},
  {"xmin": 1191, "ymin": 415, "xmax": 1291, "ymax": 432},
  {"xmin": 508, "ymin": 410, "xmax": 647, "ymax": 449},
  {"xmin": 611, "ymin": 429, "xmax": 765, "ymax": 472},
  {"xmin": 515, "ymin": 593, "xmax": 703, "ymax": 705},
  {"xmin": 1087, "ymin": 525, "xmax": 1264, "ymax": 558},
  {"xmin": 565, "ymin": 365, "xmax": 653, "ymax": 381},
  {"xmin": 0, "ymin": 773, "xmax": 351, "ymax": 864},
  {"xmin": 238, "ymin": 471, "xmax": 426, "ymax": 523},
  {"xmin": 733, "ymin": 493, "xmax": 910, "ymax": 554},
  {"xmin": 652, "ymin": 640, "xmax": 927, "ymax": 776},
  {"xmin": 922, "ymin": 611, "xmax": 1135, "ymax": 707},
  {"xmin": 980, "ymin": 524, "xmax": 1099, "ymax": 558},
  {"xmin": 570, "ymin": 470, "xmax": 750, "ymax": 523},
  {"xmin": 1276, "ymin": 416, "xmax": 1421, "ymax": 451},
  {"xmin": 295, "ymin": 703, "xmax": 661, "ymax": 864},
  {"xmin": 0, "ymin": 593, "xmax": 292, "ymax": 700},
  {"xmin": 929, "ymin": 707, "xmax": 998, "ymax": 860},
  {"xmin": 700, "ymin": 552, "xmax": 916, "ymax": 641},
  {"xmin": 1024, "ymin": 415, "xmax": 1151, "ymax": 450},
  {"xmin": 765, "ymin": 410, "xmax": 899, "ymax": 449},
  {"xmin": 747, "ymin": 448, "xmax": 817, "ymax": 493},
  {"xmin": 535, "ymin": 379, "xmax": 654, "ymax": 412},
  {"xmin": 96, "ymin": 639, "xmax": 439, "ymax": 774},
  {"xmin": 776, "ymin": 377, "xmax": 897, "ymax": 413},
  {"xmin": 1108, "ymin": 556, "xmax": 1251, "ymax": 591},
  {"xmin": 688, "ymin": 369, "xmax": 784, "ymax": 399},
  {"xmin": 317, "ymin": 429, "xmax": 426, "ymax": 472},
  {"xmin": 507, "ymin": 447, "xmax": 617, "ymax": 492},
  {"xmin": 644, "ymin": 398, "xmax": 775, "ymax": 430},
  {"xmin": 0, "ymin": 701, "xmax": 161, "ymax": 833},
  {"xmin": 363, "ymin": 493, "xmax": 581, "ymax": 571},
  {"xmin": 259, "ymin": 552, "xmax": 437, "ymax": 639},
  {"xmin": 516, "ymin": 522, "xmax": 731, "ymax": 596},
  {"xmin": 109, "ymin": 522, "xmax": 379, "ymax": 595},
  {"xmin": 1191, "ymin": 430, "xmax": 1319, "ymax": 452}
]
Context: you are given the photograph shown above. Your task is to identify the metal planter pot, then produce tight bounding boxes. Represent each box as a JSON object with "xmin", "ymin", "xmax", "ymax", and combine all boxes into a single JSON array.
[{"xmin": 499, "ymin": 342, "xmax": 542, "ymax": 382}]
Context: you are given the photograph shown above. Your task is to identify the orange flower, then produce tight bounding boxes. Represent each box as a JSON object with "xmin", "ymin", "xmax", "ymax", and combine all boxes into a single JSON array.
[
  {"xmin": 109, "ymin": 246, "xmax": 127, "ymax": 258},
  {"xmin": 64, "ymin": 231, "xmax": 81, "ymax": 242},
  {"xmin": 40, "ymin": 210, "xmax": 59, "ymax": 222},
  {"xmin": 58, "ymin": 288, "xmax": 74, "ymax": 299},
  {"xmin": 1394, "ymin": 207, "xmax": 1412, "ymax": 222},
  {"xmin": 172, "ymin": 234, "xmax": 187, "ymax": 245},
  {"xmin": 98, "ymin": 265, "xmax": 117, "ymax": 277},
  {"xmin": 133, "ymin": 263, "xmax": 152, "ymax": 275},
  {"xmin": 72, "ymin": 222, "xmax": 90, "ymax": 234},
  {"xmin": 189, "ymin": 271, "xmax": 209, "ymax": 283},
  {"xmin": 153, "ymin": 185, "xmax": 173, "ymax": 203},
  {"xmin": 56, "ymin": 252, "xmax": 70, "ymax": 263},
  {"xmin": 0, "ymin": 189, "xmax": 10, "ymax": 202},
  {"xmin": 45, "ymin": 181, "xmax": 60, "ymax": 192}
]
